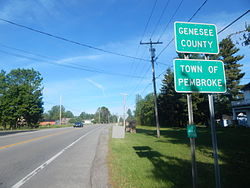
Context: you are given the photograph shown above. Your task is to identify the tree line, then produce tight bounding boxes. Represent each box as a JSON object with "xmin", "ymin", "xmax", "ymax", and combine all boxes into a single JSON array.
[
  {"xmin": 42, "ymin": 105, "xmax": 119, "ymax": 124},
  {"xmin": 135, "ymin": 37, "xmax": 246, "ymax": 127}
]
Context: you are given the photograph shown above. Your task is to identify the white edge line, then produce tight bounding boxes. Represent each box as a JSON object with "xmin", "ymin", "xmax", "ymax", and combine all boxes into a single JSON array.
[{"xmin": 12, "ymin": 126, "xmax": 101, "ymax": 188}]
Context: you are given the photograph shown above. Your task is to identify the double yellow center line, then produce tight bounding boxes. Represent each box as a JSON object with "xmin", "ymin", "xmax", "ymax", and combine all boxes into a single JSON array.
[{"xmin": 0, "ymin": 129, "xmax": 75, "ymax": 150}]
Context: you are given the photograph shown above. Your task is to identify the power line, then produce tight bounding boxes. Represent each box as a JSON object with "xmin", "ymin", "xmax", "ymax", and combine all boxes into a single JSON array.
[
  {"xmin": 156, "ymin": 38, "xmax": 174, "ymax": 59},
  {"xmin": 157, "ymin": 0, "xmax": 184, "ymax": 41},
  {"xmin": 0, "ymin": 42, "xmax": 107, "ymax": 72},
  {"xmin": 0, "ymin": 18, "xmax": 155, "ymax": 64},
  {"xmin": 218, "ymin": 9, "xmax": 250, "ymax": 34},
  {"xmin": 141, "ymin": 82, "xmax": 152, "ymax": 96},
  {"xmin": 187, "ymin": 0, "xmax": 207, "ymax": 22},
  {"xmin": 127, "ymin": 64, "xmax": 151, "ymax": 97},
  {"xmin": 140, "ymin": 0, "xmax": 159, "ymax": 41},
  {"xmin": 156, "ymin": 8, "xmax": 249, "ymax": 60},
  {"xmin": 0, "ymin": 48, "xmax": 147, "ymax": 79},
  {"xmin": 150, "ymin": 0, "xmax": 171, "ymax": 40},
  {"xmin": 155, "ymin": 9, "xmax": 249, "ymax": 82},
  {"xmin": 123, "ymin": 0, "xmax": 161, "ymax": 92},
  {"xmin": 156, "ymin": 0, "xmax": 208, "ymax": 59}
]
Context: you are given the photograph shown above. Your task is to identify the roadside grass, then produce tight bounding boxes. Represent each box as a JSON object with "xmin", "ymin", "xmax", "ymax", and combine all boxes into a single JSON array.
[
  {"xmin": 108, "ymin": 126, "xmax": 250, "ymax": 188},
  {"xmin": 0, "ymin": 124, "xmax": 72, "ymax": 131},
  {"xmin": 38, "ymin": 124, "xmax": 73, "ymax": 129}
]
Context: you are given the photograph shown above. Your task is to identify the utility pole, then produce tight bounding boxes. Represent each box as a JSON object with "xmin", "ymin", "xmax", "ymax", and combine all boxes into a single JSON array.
[
  {"xmin": 121, "ymin": 93, "xmax": 128, "ymax": 129},
  {"xmin": 140, "ymin": 39, "xmax": 162, "ymax": 138},
  {"xmin": 59, "ymin": 96, "xmax": 62, "ymax": 126},
  {"xmin": 99, "ymin": 107, "xmax": 101, "ymax": 124}
]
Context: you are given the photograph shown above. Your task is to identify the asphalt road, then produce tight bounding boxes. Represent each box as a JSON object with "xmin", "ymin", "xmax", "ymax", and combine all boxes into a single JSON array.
[{"xmin": 0, "ymin": 125, "xmax": 110, "ymax": 188}]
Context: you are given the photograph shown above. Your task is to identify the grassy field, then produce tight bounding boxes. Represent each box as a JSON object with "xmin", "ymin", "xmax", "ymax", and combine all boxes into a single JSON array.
[{"xmin": 108, "ymin": 126, "xmax": 250, "ymax": 188}]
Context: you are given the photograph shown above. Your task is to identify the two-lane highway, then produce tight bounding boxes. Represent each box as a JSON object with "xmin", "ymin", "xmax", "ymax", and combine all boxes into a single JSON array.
[{"xmin": 0, "ymin": 125, "xmax": 110, "ymax": 188}]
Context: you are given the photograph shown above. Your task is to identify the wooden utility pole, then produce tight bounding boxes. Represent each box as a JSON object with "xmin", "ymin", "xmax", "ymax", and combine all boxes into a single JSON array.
[{"xmin": 140, "ymin": 39, "xmax": 162, "ymax": 138}]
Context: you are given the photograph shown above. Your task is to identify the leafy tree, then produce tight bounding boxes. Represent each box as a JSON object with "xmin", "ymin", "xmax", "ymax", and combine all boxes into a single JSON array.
[
  {"xmin": 47, "ymin": 105, "xmax": 64, "ymax": 120},
  {"xmin": 42, "ymin": 112, "xmax": 50, "ymax": 120},
  {"xmin": 126, "ymin": 108, "xmax": 134, "ymax": 122},
  {"xmin": 0, "ymin": 68, "xmax": 43, "ymax": 129},
  {"xmin": 229, "ymin": 23, "xmax": 250, "ymax": 46},
  {"xmin": 109, "ymin": 114, "xmax": 118, "ymax": 123},
  {"xmin": 95, "ymin": 106, "xmax": 111, "ymax": 123},
  {"xmin": 69, "ymin": 116, "xmax": 82, "ymax": 124},
  {"xmin": 134, "ymin": 94, "xmax": 143, "ymax": 125},
  {"xmin": 134, "ymin": 94, "xmax": 155, "ymax": 126},
  {"xmin": 45, "ymin": 105, "xmax": 74, "ymax": 120},
  {"xmin": 64, "ymin": 111, "xmax": 74, "ymax": 118},
  {"xmin": 79, "ymin": 112, "xmax": 95, "ymax": 120},
  {"xmin": 0, "ymin": 71, "xmax": 7, "ymax": 129}
]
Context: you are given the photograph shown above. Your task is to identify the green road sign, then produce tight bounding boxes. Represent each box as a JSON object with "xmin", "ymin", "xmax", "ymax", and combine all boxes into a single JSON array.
[
  {"xmin": 174, "ymin": 22, "xmax": 219, "ymax": 54},
  {"xmin": 187, "ymin": 124, "xmax": 197, "ymax": 138},
  {"xmin": 174, "ymin": 59, "xmax": 226, "ymax": 93}
]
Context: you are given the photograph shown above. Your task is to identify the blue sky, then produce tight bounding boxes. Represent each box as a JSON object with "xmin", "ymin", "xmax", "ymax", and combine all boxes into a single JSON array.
[{"xmin": 0, "ymin": 0, "xmax": 249, "ymax": 116}]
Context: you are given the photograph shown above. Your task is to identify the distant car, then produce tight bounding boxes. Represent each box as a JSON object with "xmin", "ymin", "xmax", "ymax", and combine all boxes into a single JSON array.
[{"xmin": 73, "ymin": 122, "xmax": 84, "ymax": 128}]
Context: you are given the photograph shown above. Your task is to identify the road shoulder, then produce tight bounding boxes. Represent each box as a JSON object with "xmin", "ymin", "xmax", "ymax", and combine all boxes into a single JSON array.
[{"xmin": 90, "ymin": 126, "xmax": 111, "ymax": 188}]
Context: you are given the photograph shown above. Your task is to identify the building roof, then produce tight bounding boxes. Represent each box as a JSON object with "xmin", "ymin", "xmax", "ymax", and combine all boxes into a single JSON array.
[{"xmin": 242, "ymin": 82, "xmax": 250, "ymax": 91}]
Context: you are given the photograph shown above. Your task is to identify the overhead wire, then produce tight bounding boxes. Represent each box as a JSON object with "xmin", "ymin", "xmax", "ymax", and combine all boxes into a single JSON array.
[
  {"xmin": 150, "ymin": 0, "xmax": 171, "ymax": 40},
  {"xmin": 156, "ymin": 0, "xmax": 208, "ymax": 60},
  {"xmin": 0, "ymin": 42, "xmax": 106, "ymax": 72},
  {"xmin": 127, "ymin": 0, "xmax": 160, "ymax": 81},
  {"xmin": 0, "ymin": 17, "xmax": 165, "ymax": 65},
  {"xmin": 0, "ymin": 47, "xmax": 147, "ymax": 79},
  {"xmin": 140, "ymin": 0, "xmax": 159, "ymax": 42},
  {"xmin": 157, "ymin": 0, "xmax": 184, "ymax": 42},
  {"xmin": 155, "ymin": 8, "xmax": 249, "ymax": 86},
  {"xmin": 136, "ymin": 0, "xmax": 209, "ymax": 99},
  {"xmin": 124, "ymin": 0, "xmax": 160, "ymax": 98},
  {"xmin": 127, "ymin": 0, "xmax": 184, "ymax": 104},
  {"xmin": 218, "ymin": 9, "xmax": 250, "ymax": 34}
]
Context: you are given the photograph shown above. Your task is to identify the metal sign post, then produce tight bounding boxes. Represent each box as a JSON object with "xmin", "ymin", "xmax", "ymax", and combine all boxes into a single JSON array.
[
  {"xmin": 184, "ymin": 55, "xmax": 198, "ymax": 188},
  {"xmin": 174, "ymin": 21, "xmax": 224, "ymax": 188},
  {"xmin": 205, "ymin": 55, "xmax": 221, "ymax": 188}
]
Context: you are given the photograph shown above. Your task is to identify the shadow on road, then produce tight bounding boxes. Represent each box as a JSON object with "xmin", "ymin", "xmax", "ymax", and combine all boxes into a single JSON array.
[{"xmin": 0, "ymin": 130, "xmax": 38, "ymax": 137}]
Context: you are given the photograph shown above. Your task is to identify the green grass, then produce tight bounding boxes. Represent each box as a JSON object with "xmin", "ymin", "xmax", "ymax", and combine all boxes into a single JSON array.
[
  {"xmin": 0, "ymin": 124, "xmax": 72, "ymax": 131},
  {"xmin": 38, "ymin": 124, "xmax": 73, "ymax": 129},
  {"xmin": 108, "ymin": 126, "xmax": 250, "ymax": 188}
]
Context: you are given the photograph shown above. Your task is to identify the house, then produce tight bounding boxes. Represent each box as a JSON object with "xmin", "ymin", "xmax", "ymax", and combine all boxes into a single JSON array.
[
  {"xmin": 61, "ymin": 118, "xmax": 71, "ymax": 125},
  {"xmin": 83, "ymin": 119, "xmax": 94, "ymax": 124},
  {"xmin": 231, "ymin": 83, "xmax": 250, "ymax": 127},
  {"xmin": 39, "ymin": 120, "xmax": 56, "ymax": 126}
]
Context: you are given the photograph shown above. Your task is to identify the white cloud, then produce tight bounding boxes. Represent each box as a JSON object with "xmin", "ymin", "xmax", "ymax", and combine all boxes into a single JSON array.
[
  {"xmin": 0, "ymin": 0, "xmax": 58, "ymax": 23},
  {"xmin": 57, "ymin": 55, "xmax": 103, "ymax": 64},
  {"xmin": 86, "ymin": 78, "xmax": 106, "ymax": 96}
]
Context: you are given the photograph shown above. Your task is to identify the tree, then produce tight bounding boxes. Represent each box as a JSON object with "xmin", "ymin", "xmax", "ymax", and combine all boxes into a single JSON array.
[
  {"xmin": 64, "ymin": 111, "xmax": 74, "ymax": 118},
  {"xmin": 79, "ymin": 112, "xmax": 95, "ymax": 120},
  {"xmin": 134, "ymin": 93, "xmax": 155, "ymax": 126},
  {"xmin": 210, "ymin": 38, "xmax": 245, "ymax": 117},
  {"xmin": 47, "ymin": 105, "xmax": 64, "ymax": 120},
  {"xmin": 0, "ymin": 68, "xmax": 43, "ymax": 128},
  {"xmin": 95, "ymin": 106, "xmax": 111, "ymax": 123},
  {"xmin": 109, "ymin": 114, "xmax": 118, "ymax": 123},
  {"xmin": 158, "ymin": 68, "xmax": 187, "ymax": 127},
  {"xmin": 229, "ymin": 23, "xmax": 250, "ymax": 46},
  {"xmin": 126, "ymin": 108, "xmax": 134, "ymax": 122},
  {"xmin": 134, "ymin": 94, "xmax": 143, "ymax": 125},
  {"xmin": 0, "ymin": 71, "xmax": 7, "ymax": 129}
]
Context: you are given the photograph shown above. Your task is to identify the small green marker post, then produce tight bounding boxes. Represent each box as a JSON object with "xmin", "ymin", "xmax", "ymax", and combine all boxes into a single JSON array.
[{"xmin": 187, "ymin": 124, "xmax": 197, "ymax": 138}]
